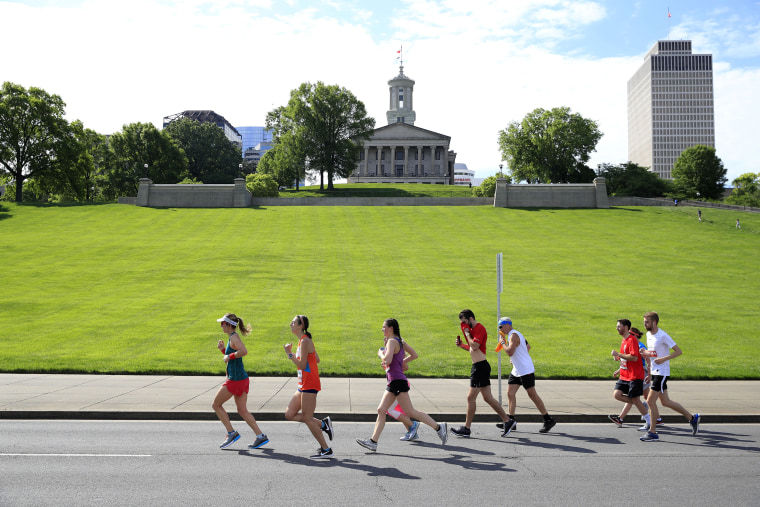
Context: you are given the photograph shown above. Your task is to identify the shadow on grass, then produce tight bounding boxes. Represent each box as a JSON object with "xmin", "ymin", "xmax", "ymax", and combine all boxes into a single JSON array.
[
  {"xmin": 15, "ymin": 201, "xmax": 116, "ymax": 208},
  {"xmin": 0, "ymin": 203, "xmax": 10, "ymax": 221}
]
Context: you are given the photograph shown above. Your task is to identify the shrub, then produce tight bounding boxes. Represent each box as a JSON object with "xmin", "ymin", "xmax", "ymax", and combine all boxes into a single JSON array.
[{"xmin": 246, "ymin": 173, "xmax": 279, "ymax": 197}]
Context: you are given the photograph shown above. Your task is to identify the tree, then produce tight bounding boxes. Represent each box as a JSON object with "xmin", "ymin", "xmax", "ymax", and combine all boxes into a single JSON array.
[
  {"xmin": 725, "ymin": 172, "xmax": 760, "ymax": 207},
  {"xmin": 268, "ymin": 82, "xmax": 375, "ymax": 190},
  {"xmin": 596, "ymin": 162, "xmax": 671, "ymax": 197},
  {"xmin": 498, "ymin": 107, "xmax": 602, "ymax": 183},
  {"xmin": 106, "ymin": 122, "xmax": 188, "ymax": 197},
  {"xmin": 0, "ymin": 82, "xmax": 76, "ymax": 202},
  {"xmin": 163, "ymin": 118, "xmax": 242, "ymax": 183},
  {"xmin": 671, "ymin": 145, "xmax": 727, "ymax": 200},
  {"xmin": 473, "ymin": 174, "xmax": 509, "ymax": 197}
]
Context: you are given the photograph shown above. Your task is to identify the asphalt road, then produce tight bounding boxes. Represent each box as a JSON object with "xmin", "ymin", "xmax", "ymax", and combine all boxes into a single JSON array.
[{"xmin": 1, "ymin": 420, "xmax": 759, "ymax": 506}]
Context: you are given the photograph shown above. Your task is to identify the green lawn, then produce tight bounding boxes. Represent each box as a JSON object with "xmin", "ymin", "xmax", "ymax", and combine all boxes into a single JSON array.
[{"xmin": 1, "ymin": 200, "xmax": 757, "ymax": 379}]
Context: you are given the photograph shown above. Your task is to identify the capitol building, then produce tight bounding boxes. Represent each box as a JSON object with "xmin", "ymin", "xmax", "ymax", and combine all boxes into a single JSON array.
[{"xmin": 349, "ymin": 65, "xmax": 456, "ymax": 184}]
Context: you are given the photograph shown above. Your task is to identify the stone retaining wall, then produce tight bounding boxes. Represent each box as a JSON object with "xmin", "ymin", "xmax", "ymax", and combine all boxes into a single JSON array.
[
  {"xmin": 135, "ymin": 178, "xmax": 251, "ymax": 208},
  {"xmin": 494, "ymin": 178, "xmax": 610, "ymax": 208}
]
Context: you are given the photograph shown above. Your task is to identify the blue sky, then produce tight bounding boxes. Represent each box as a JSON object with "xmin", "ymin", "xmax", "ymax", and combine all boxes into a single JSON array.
[{"xmin": 1, "ymin": 0, "xmax": 758, "ymax": 182}]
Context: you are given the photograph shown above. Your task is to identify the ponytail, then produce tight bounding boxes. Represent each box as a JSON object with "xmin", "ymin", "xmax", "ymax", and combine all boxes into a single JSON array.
[{"xmin": 298, "ymin": 315, "xmax": 312, "ymax": 339}]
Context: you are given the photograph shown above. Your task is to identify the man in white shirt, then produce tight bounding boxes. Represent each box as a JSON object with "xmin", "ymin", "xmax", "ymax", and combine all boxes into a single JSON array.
[
  {"xmin": 498, "ymin": 317, "xmax": 556, "ymax": 436},
  {"xmin": 639, "ymin": 311, "xmax": 701, "ymax": 442}
]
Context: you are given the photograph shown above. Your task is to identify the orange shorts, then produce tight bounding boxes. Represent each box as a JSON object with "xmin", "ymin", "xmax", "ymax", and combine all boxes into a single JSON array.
[{"xmin": 223, "ymin": 378, "xmax": 250, "ymax": 397}]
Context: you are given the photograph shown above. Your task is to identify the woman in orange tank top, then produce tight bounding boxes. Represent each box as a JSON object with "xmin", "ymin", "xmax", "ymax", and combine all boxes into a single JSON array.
[{"xmin": 284, "ymin": 315, "xmax": 335, "ymax": 459}]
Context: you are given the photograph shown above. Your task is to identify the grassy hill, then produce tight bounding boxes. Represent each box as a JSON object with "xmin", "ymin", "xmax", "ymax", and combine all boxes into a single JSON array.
[{"xmin": 1, "ymin": 199, "xmax": 757, "ymax": 379}]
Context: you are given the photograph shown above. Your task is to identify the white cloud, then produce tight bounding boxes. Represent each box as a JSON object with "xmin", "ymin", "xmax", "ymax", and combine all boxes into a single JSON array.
[{"xmin": 1, "ymin": 0, "xmax": 756, "ymax": 184}]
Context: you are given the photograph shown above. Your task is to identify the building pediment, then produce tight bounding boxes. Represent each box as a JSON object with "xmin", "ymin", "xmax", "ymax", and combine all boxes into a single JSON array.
[{"xmin": 369, "ymin": 123, "xmax": 450, "ymax": 142}]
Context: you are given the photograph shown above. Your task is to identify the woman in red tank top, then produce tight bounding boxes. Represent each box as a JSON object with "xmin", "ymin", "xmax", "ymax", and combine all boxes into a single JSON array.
[{"xmin": 283, "ymin": 315, "xmax": 335, "ymax": 459}]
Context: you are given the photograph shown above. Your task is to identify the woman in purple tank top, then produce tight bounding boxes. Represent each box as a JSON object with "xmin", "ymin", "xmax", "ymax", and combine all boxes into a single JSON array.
[{"xmin": 356, "ymin": 318, "xmax": 449, "ymax": 452}]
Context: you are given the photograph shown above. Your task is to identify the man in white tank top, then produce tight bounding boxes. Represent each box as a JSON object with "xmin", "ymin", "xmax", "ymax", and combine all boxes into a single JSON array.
[{"xmin": 498, "ymin": 317, "xmax": 556, "ymax": 436}]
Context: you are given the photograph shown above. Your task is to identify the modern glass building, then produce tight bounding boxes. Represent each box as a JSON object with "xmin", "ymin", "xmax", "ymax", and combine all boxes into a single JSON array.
[
  {"xmin": 237, "ymin": 126, "xmax": 273, "ymax": 155},
  {"xmin": 627, "ymin": 40, "xmax": 715, "ymax": 179}
]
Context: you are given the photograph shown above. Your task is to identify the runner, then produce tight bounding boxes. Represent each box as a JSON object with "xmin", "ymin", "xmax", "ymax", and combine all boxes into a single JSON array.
[
  {"xmin": 639, "ymin": 312, "xmax": 701, "ymax": 442},
  {"xmin": 607, "ymin": 319, "xmax": 650, "ymax": 429},
  {"xmin": 283, "ymin": 315, "xmax": 335, "ymax": 458},
  {"xmin": 212, "ymin": 313, "xmax": 269, "ymax": 450},
  {"xmin": 356, "ymin": 318, "xmax": 448, "ymax": 451},
  {"xmin": 451, "ymin": 309, "xmax": 511, "ymax": 438},
  {"xmin": 498, "ymin": 317, "xmax": 556, "ymax": 435}
]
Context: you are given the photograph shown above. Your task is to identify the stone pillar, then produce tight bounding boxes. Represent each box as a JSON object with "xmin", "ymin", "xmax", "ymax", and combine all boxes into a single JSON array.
[
  {"xmin": 376, "ymin": 146, "xmax": 383, "ymax": 176},
  {"xmin": 404, "ymin": 146, "xmax": 409, "ymax": 177},
  {"xmin": 136, "ymin": 178, "xmax": 152, "ymax": 207},
  {"xmin": 594, "ymin": 177, "xmax": 610, "ymax": 208},
  {"xmin": 494, "ymin": 179, "xmax": 509, "ymax": 207},
  {"xmin": 363, "ymin": 147, "xmax": 369, "ymax": 177},
  {"xmin": 234, "ymin": 178, "xmax": 251, "ymax": 207}
]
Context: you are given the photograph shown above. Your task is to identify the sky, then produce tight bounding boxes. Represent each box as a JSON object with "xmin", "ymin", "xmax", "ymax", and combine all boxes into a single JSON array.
[{"xmin": 2, "ymin": 0, "xmax": 758, "ymax": 183}]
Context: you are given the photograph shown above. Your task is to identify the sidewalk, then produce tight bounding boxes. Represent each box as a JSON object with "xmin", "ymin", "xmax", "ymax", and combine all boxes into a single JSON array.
[{"xmin": 1, "ymin": 374, "xmax": 758, "ymax": 423}]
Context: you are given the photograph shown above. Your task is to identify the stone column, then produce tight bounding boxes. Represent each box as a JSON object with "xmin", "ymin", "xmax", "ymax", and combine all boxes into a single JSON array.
[
  {"xmin": 404, "ymin": 146, "xmax": 409, "ymax": 177},
  {"xmin": 376, "ymin": 146, "xmax": 383, "ymax": 176},
  {"xmin": 136, "ymin": 178, "xmax": 152, "ymax": 207},
  {"xmin": 594, "ymin": 177, "xmax": 610, "ymax": 208},
  {"xmin": 363, "ymin": 147, "xmax": 369, "ymax": 177},
  {"xmin": 234, "ymin": 178, "xmax": 251, "ymax": 207},
  {"xmin": 390, "ymin": 146, "xmax": 396, "ymax": 178}
]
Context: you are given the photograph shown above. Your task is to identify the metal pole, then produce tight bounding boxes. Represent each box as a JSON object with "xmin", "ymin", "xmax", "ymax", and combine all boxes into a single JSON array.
[{"xmin": 496, "ymin": 253, "xmax": 503, "ymax": 404}]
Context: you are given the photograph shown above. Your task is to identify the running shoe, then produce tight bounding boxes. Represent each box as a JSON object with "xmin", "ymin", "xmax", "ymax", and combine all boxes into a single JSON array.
[
  {"xmin": 496, "ymin": 421, "xmax": 517, "ymax": 430},
  {"xmin": 220, "ymin": 430, "xmax": 240, "ymax": 449},
  {"xmin": 437, "ymin": 422, "xmax": 448, "ymax": 444},
  {"xmin": 639, "ymin": 432, "xmax": 659, "ymax": 442},
  {"xmin": 450, "ymin": 425, "xmax": 471, "ymax": 438},
  {"xmin": 321, "ymin": 416, "xmax": 334, "ymax": 441},
  {"xmin": 500, "ymin": 419, "xmax": 516, "ymax": 438},
  {"xmin": 690, "ymin": 413, "xmax": 701, "ymax": 435},
  {"xmin": 356, "ymin": 438, "xmax": 377, "ymax": 452},
  {"xmin": 400, "ymin": 420, "xmax": 420, "ymax": 441},
  {"xmin": 539, "ymin": 418, "xmax": 557, "ymax": 433},
  {"xmin": 248, "ymin": 434, "xmax": 269, "ymax": 449},
  {"xmin": 638, "ymin": 423, "xmax": 650, "ymax": 431},
  {"xmin": 310, "ymin": 447, "xmax": 335, "ymax": 459},
  {"xmin": 608, "ymin": 415, "xmax": 624, "ymax": 427}
]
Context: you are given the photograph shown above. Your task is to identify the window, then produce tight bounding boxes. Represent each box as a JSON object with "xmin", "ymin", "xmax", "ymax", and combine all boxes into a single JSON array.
[{"xmin": 396, "ymin": 151, "xmax": 404, "ymax": 160}]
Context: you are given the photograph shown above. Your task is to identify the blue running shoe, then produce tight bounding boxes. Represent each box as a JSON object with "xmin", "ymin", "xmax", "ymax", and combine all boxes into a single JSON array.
[
  {"xmin": 691, "ymin": 413, "xmax": 701, "ymax": 435},
  {"xmin": 639, "ymin": 432, "xmax": 659, "ymax": 442},
  {"xmin": 220, "ymin": 430, "xmax": 240, "ymax": 449}
]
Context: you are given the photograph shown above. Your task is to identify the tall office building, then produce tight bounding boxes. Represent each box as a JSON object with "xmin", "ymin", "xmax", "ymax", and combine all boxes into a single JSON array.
[{"xmin": 627, "ymin": 40, "xmax": 715, "ymax": 179}]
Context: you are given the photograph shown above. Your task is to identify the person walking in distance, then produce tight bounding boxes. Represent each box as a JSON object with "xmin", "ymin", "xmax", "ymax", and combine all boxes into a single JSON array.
[
  {"xmin": 451, "ymin": 309, "xmax": 511, "ymax": 438},
  {"xmin": 497, "ymin": 317, "xmax": 556, "ymax": 435},
  {"xmin": 607, "ymin": 319, "xmax": 650, "ymax": 429},
  {"xmin": 356, "ymin": 318, "xmax": 448, "ymax": 452},
  {"xmin": 284, "ymin": 315, "xmax": 335, "ymax": 459},
  {"xmin": 639, "ymin": 311, "xmax": 701, "ymax": 442},
  {"xmin": 212, "ymin": 313, "xmax": 269, "ymax": 450}
]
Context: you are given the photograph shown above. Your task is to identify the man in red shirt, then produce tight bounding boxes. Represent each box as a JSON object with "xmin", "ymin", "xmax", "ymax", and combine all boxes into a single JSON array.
[
  {"xmin": 451, "ymin": 309, "xmax": 511, "ymax": 437},
  {"xmin": 608, "ymin": 319, "xmax": 650, "ymax": 428}
]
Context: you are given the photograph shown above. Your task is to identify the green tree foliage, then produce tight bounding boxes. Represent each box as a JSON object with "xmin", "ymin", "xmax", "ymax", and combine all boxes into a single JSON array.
[
  {"xmin": 671, "ymin": 145, "xmax": 727, "ymax": 200},
  {"xmin": 163, "ymin": 117, "xmax": 242, "ymax": 184},
  {"xmin": 245, "ymin": 172, "xmax": 278, "ymax": 197},
  {"xmin": 268, "ymin": 82, "xmax": 375, "ymax": 190},
  {"xmin": 498, "ymin": 107, "xmax": 602, "ymax": 183},
  {"xmin": 0, "ymin": 82, "xmax": 79, "ymax": 202},
  {"xmin": 596, "ymin": 162, "xmax": 671, "ymax": 197},
  {"xmin": 725, "ymin": 172, "xmax": 760, "ymax": 207},
  {"xmin": 472, "ymin": 174, "xmax": 506, "ymax": 197},
  {"xmin": 106, "ymin": 122, "xmax": 188, "ymax": 197}
]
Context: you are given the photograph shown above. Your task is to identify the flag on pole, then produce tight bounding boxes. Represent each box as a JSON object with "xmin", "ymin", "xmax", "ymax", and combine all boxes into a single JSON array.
[
  {"xmin": 668, "ymin": 7, "xmax": 671, "ymax": 18},
  {"xmin": 396, "ymin": 44, "xmax": 402, "ymax": 60}
]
